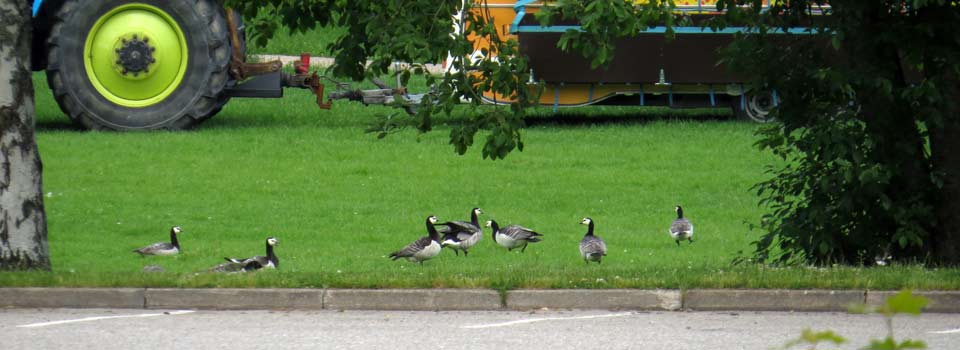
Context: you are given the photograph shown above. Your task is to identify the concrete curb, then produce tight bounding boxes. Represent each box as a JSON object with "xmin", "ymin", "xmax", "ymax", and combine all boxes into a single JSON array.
[
  {"xmin": 0, "ymin": 288, "xmax": 145, "ymax": 309},
  {"xmin": 865, "ymin": 290, "xmax": 960, "ymax": 313},
  {"xmin": 146, "ymin": 288, "xmax": 323, "ymax": 310},
  {"xmin": 325, "ymin": 289, "xmax": 502, "ymax": 311},
  {"xmin": 507, "ymin": 289, "xmax": 681, "ymax": 311},
  {"xmin": 684, "ymin": 289, "xmax": 866, "ymax": 312},
  {"xmin": 2, "ymin": 288, "xmax": 958, "ymax": 312}
]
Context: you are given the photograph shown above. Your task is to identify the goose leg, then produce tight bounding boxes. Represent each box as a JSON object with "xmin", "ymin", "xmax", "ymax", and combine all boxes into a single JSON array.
[
  {"xmin": 675, "ymin": 240, "xmax": 681, "ymax": 247},
  {"xmin": 463, "ymin": 250, "xmax": 469, "ymax": 257},
  {"xmin": 520, "ymin": 244, "xmax": 527, "ymax": 253}
]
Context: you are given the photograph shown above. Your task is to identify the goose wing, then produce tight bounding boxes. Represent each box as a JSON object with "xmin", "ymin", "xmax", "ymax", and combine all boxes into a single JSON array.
[
  {"xmin": 133, "ymin": 242, "xmax": 174, "ymax": 254},
  {"xmin": 241, "ymin": 258, "xmax": 268, "ymax": 271},
  {"xmin": 209, "ymin": 261, "xmax": 245, "ymax": 273},
  {"xmin": 670, "ymin": 218, "xmax": 693, "ymax": 234},
  {"xmin": 502, "ymin": 225, "xmax": 542, "ymax": 241},
  {"xmin": 580, "ymin": 235, "xmax": 607, "ymax": 255},
  {"xmin": 225, "ymin": 255, "xmax": 270, "ymax": 267},
  {"xmin": 390, "ymin": 236, "xmax": 433, "ymax": 259},
  {"xmin": 436, "ymin": 221, "xmax": 477, "ymax": 234}
]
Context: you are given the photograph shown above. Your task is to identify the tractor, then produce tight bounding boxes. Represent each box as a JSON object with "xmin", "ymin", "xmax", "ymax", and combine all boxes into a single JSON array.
[{"xmin": 28, "ymin": 0, "xmax": 333, "ymax": 131}]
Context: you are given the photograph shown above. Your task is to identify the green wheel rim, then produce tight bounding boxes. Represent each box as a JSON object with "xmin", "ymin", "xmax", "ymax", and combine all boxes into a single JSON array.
[{"xmin": 83, "ymin": 4, "xmax": 188, "ymax": 108}]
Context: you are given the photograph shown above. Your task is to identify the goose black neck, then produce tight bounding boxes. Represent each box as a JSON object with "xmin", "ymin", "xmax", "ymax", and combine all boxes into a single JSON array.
[
  {"xmin": 170, "ymin": 229, "xmax": 180, "ymax": 248},
  {"xmin": 489, "ymin": 220, "xmax": 500, "ymax": 242},
  {"xmin": 585, "ymin": 221, "xmax": 595, "ymax": 236},
  {"xmin": 426, "ymin": 218, "xmax": 439, "ymax": 241},
  {"xmin": 266, "ymin": 241, "xmax": 278, "ymax": 267},
  {"xmin": 677, "ymin": 207, "xmax": 684, "ymax": 219},
  {"xmin": 470, "ymin": 211, "xmax": 479, "ymax": 226}
]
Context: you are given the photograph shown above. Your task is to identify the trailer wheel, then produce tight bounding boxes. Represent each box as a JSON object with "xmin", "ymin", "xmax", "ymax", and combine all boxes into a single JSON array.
[
  {"xmin": 46, "ymin": 0, "xmax": 230, "ymax": 130},
  {"xmin": 732, "ymin": 90, "xmax": 776, "ymax": 123}
]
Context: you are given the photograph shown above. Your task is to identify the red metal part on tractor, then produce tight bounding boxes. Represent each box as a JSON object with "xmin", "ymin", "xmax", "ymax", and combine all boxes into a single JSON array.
[{"xmin": 296, "ymin": 53, "xmax": 310, "ymax": 74}]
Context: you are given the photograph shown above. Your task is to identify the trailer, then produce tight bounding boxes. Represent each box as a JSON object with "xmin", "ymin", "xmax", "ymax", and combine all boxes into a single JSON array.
[{"xmin": 462, "ymin": 0, "xmax": 828, "ymax": 122}]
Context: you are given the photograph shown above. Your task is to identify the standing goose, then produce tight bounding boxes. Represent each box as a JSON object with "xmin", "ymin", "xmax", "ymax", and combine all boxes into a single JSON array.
[
  {"xmin": 436, "ymin": 207, "xmax": 483, "ymax": 256},
  {"xmin": 389, "ymin": 216, "xmax": 443, "ymax": 264},
  {"xmin": 579, "ymin": 218, "xmax": 607, "ymax": 264},
  {"xmin": 133, "ymin": 226, "xmax": 183, "ymax": 256},
  {"xmin": 669, "ymin": 205, "xmax": 694, "ymax": 246},
  {"xmin": 486, "ymin": 220, "xmax": 543, "ymax": 253}
]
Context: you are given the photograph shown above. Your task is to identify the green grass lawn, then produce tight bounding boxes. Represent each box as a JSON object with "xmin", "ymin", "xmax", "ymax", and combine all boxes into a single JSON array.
[
  {"xmin": 4, "ymin": 72, "xmax": 958, "ymax": 291},
  {"xmin": 247, "ymin": 26, "xmax": 345, "ymax": 56}
]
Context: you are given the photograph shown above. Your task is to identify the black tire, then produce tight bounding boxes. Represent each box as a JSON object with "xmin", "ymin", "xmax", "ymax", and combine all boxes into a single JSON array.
[
  {"xmin": 210, "ymin": 8, "xmax": 246, "ymax": 115},
  {"xmin": 731, "ymin": 90, "xmax": 777, "ymax": 123},
  {"xmin": 45, "ymin": 0, "xmax": 231, "ymax": 130}
]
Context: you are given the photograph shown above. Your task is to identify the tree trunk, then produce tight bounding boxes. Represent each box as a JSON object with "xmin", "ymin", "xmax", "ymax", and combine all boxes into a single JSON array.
[
  {"xmin": 0, "ymin": 0, "xmax": 50, "ymax": 270},
  {"xmin": 930, "ymin": 72, "xmax": 960, "ymax": 266}
]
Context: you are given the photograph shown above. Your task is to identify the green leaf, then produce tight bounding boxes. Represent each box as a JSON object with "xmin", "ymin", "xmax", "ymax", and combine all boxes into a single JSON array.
[
  {"xmin": 882, "ymin": 290, "xmax": 928, "ymax": 316},
  {"xmin": 782, "ymin": 329, "xmax": 846, "ymax": 349}
]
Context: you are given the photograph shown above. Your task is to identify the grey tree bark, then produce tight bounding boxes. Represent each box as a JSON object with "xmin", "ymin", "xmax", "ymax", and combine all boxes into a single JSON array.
[{"xmin": 0, "ymin": 0, "xmax": 50, "ymax": 270}]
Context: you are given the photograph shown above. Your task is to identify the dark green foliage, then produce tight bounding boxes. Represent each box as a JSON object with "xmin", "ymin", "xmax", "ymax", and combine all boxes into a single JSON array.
[{"xmin": 711, "ymin": 0, "xmax": 960, "ymax": 265}]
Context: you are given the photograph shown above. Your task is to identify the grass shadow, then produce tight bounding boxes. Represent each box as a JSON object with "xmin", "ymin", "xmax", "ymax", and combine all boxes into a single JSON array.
[{"xmin": 36, "ymin": 116, "xmax": 85, "ymax": 132}]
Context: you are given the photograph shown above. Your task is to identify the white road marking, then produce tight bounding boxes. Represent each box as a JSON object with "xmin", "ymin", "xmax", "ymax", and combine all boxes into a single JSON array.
[
  {"xmin": 929, "ymin": 328, "xmax": 960, "ymax": 334},
  {"xmin": 17, "ymin": 310, "xmax": 195, "ymax": 328},
  {"xmin": 461, "ymin": 312, "xmax": 634, "ymax": 329}
]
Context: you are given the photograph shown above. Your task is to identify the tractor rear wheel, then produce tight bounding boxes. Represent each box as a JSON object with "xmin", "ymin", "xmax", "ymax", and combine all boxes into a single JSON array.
[{"xmin": 46, "ymin": 0, "xmax": 231, "ymax": 130}]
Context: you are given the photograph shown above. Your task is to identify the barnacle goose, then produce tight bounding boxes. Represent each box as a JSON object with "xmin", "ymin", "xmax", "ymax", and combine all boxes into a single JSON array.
[
  {"xmin": 486, "ymin": 220, "xmax": 543, "ymax": 253},
  {"xmin": 669, "ymin": 205, "xmax": 694, "ymax": 246},
  {"xmin": 436, "ymin": 207, "xmax": 483, "ymax": 256},
  {"xmin": 389, "ymin": 215, "xmax": 443, "ymax": 264},
  {"xmin": 579, "ymin": 218, "xmax": 607, "ymax": 264},
  {"xmin": 133, "ymin": 226, "xmax": 183, "ymax": 256},
  {"xmin": 229, "ymin": 236, "xmax": 280, "ymax": 271}
]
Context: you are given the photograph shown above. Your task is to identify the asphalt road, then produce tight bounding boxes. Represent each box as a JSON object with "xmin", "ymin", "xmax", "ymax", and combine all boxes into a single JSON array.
[{"xmin": 2, "ymin": 308, "xmax": 958, "ymax": 349}]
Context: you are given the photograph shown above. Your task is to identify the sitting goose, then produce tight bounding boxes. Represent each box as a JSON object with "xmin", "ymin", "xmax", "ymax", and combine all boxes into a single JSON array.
[
  {"xmin": 579, "ymin": 218, "xmax": 607, "ymax": 264},
  {"xmin": 389, "ymin": 215, "xmax": 442, "ymax": 264},
  {"xmin": 486, "ymin": 220, "xmax": 543, "ymax": 253},
  {"xmin": 133, "ymin": 226, "xmax": 183, "ymax": 256},
  {"xmin": 669, "ymin": 205, "xmax": 694, "ymax": 246},
  {"xmin": 436, "ymin": 207, "xmax": 483, "ymax": 256},
  {"xmin": 209, "ymin": 237, "xmax": 279, "ymax": 273}
]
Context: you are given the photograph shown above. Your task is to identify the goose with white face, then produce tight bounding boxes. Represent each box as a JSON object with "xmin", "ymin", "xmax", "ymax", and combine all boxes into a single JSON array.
[
  {"xmin": 436, "ymin": 208, "xmax": 483, "ymax": 256},
  {"xmin": 133, "ymin": 226, "xmax": 183, "ymax": 256},
  {"xmin": 579, "ymin": 218, "xmax": 607, "ymax": 263},
  {"xmin": 487, "ymin": 220, "xmax": 543, "ymax": 253},
  {"xmin": 213, "ymin": 236, "xmax": 280, "ymax": 273},
  {"xmin": 390, "ymin": 215, "xmax": 443, "ymax": 264}
]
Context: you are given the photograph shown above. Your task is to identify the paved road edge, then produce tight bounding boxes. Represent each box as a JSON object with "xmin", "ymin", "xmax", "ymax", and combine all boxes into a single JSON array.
[{"xmin": 1, "ymin": 288, "xmax": 957, "ymax": 312}]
